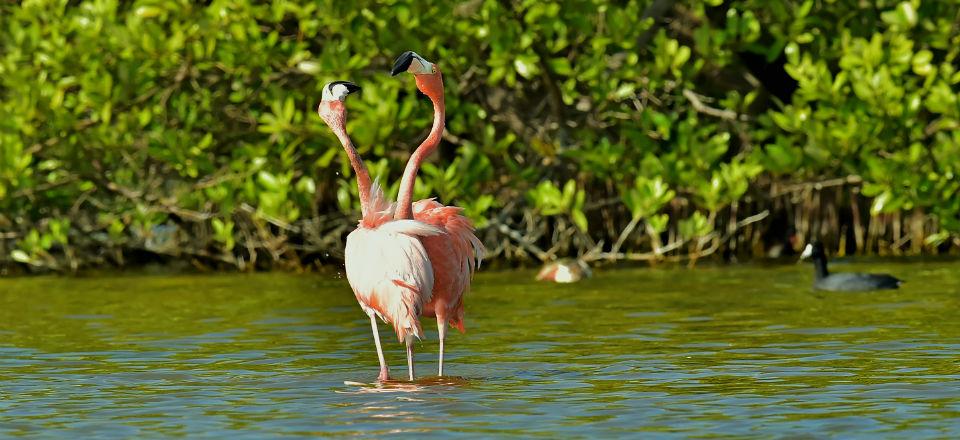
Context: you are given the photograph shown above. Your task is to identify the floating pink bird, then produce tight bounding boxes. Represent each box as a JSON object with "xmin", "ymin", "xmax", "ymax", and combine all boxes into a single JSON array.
[
  {"xmin": 536, "ymin": 258, "xmax": 592, "ymax": 283},
  {"xmin": 390, "ymin": 51, "xmax": 485, "ymax": 379},
  {"xmin": 318, "ymin": 80, "xmax": 441, "ymax": 382}
]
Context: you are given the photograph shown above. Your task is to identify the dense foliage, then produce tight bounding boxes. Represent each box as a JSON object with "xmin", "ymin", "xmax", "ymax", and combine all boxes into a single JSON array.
[{"xmin": 2, "ymin": 0, "xmax": 959, "ymax": 272}]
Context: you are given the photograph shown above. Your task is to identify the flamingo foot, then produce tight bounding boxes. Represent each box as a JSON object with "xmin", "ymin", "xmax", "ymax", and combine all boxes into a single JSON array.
[{"xmin": 377, "ymin": 367, "xmax": 390, "ymax": 382}]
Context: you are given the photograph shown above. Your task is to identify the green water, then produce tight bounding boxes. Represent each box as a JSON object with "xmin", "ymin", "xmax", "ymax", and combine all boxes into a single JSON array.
[{"xmin": 1, "ymin": 262, "xmax": 958, "ymax": 438}]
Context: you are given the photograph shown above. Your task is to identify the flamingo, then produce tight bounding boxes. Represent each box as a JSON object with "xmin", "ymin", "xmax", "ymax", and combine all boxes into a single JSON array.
[
  {"xmin": 317, "ymin": 51, "xmax": 484, "ymax": 381},
  {"xmin": 390, "ymin": 50, "xmax": 485, "ymax": 379},
  {"xmin": 317, "ymin": 80, "xmax": 442, "ymax": 382}
]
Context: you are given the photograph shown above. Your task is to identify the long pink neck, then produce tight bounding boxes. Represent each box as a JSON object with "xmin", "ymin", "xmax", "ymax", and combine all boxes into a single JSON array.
[
  {"xmin": 331, "ymin": 120, "xmax": 372, "ymax": 217},
  {"xmin": 395, "ymin": 90, "xmax": 445, "ymax": 219}
]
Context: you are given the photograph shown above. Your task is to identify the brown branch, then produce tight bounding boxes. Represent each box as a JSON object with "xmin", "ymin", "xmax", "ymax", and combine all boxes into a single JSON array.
[
  {"xmin": 771, "ymin": 175, "xmax": 863, "ymax": 198},
  {"xmin": 609, "ymin": 215, "xmax": 642, "ymax": 258},
  {"xmin": 11, "ymin": 175, "xmax": 79, "ymax": 199},
  {"xmin": 492, "ymin": 220, "xmax": 549, "ymax": 261},
  {"xmin": 585, "ymin": 209, "xmax": 769, "ymax": 263},
  {"xmin": 682, "ymin": 89, "xmax": 744, "ymax": 121},
  {"xmin": 104, "ymin": 181, "xmax": 213, "ymax": 221}
]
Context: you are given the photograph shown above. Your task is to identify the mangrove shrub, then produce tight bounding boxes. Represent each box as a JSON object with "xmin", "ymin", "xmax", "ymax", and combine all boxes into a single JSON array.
[{"xmin": 1, "ymin": 0, "xmax": 958, "ymax": 271}]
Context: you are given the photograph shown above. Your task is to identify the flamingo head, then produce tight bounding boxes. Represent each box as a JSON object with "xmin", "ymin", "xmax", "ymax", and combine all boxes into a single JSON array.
[
  {"xmin": 391, "ymin": 51, "xmax": 435, "ymax": 76},
  {"xmin": 390, "ymin": 51, "xmax": 443, "ymax": 101},
  {"xmin": 318, "ymin": 80, "xmax": 361, "ymax": 129}
]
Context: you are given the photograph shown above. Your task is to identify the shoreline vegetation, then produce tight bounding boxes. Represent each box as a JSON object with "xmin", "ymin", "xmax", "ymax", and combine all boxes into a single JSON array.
[{"xmin": 2, "ymin": 1, "xmax": 959, "ymax": 274}]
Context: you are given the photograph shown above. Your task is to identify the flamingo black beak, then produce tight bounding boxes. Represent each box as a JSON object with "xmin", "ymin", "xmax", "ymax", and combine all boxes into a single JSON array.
[
  {"xmin": 332, "ymin": 80, "xmax": 362, "ymax": 95},
  {"xmin": 391, "ymin": 51, "xmax": 415, "ymax": 76}
]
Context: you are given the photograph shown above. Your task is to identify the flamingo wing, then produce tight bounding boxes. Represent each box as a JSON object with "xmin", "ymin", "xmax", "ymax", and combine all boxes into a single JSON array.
[
  {"xmin": 414, "ymin": 199, "xmax": 484, "ymax": 273},
  {"xmin": 344, "ymin": 219, "xmax": 443, "ymax": 342},
  {"xmin": 413, "ymin": 199, "xmax": 485, "ymax": 331}
]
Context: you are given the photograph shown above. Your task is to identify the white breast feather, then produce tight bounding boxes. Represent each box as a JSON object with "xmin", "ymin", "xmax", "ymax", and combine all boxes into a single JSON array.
[{"xmin": 344, "ymin": 220, "xmax": 441, "ymax": 338}]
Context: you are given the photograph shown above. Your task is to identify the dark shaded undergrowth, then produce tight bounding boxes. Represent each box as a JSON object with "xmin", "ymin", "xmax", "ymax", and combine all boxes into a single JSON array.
[{"xmin": 2, "ymin": 1, "xmax": 959, "ymax": 273}]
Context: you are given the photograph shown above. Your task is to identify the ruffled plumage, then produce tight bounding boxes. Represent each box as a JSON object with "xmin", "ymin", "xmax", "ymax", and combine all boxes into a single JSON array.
[
  {"xmin": 345, "ymin": 179, "xmax": 443, "ymax": 342},
  {"xmin": 413, "ymin": 198, "xmax": 485, "ymax": 332}
]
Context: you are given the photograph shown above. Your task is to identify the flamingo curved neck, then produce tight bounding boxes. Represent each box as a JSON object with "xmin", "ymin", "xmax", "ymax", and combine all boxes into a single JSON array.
[
  {"xmin": 395, "ymin": 94, "xmax": 444, "ymax": 220},
  {"xmin": 330, "ymin": 121, "xmax": 372, "ymax": 217}
]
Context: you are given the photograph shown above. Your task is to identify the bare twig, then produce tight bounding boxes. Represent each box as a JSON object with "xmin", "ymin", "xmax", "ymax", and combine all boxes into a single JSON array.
[
  {"xmin": 238, "ymin": 203, "xmax": 296, "ymax": 232},
  {"xmin": 584, "ymin": 209, "xmax": 769, "ymax": 264},
  {"xmin": 609, "ymin": 215, "xmax": 642, "ymax": 258},
  {"xmin": 682, "ymin": 89, "xmax": 744, "ymax": 121},
  {"xmin": 11, "ymin": 175, "xmax": 79, "ymax": 199},
  {"xmin": 771, "ymin": 175, "xmax": 862, "ymax": 198},
  {"xmin": 492, "ymin": 220, "xmax": 549, "ymax": 261}
]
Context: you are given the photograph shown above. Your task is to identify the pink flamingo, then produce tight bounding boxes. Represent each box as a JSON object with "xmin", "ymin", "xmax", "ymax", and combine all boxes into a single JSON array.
[
  {"xmin": 390, "ymin": 51, "xmax": 485, "ymax": 379},
  {"xmin": 317, "ymin": 72, "xmax": 482, "ymax": 382},
  {"xmin": 318, "ymin": 80, "xmax": 441, "ymax": 382}
]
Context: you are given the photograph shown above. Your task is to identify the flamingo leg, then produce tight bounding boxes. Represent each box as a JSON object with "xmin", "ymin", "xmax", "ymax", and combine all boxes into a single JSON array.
[
  {"xmin": 405, "ymin": 338, "xmax": 415, "ymax": 381},
  {"xmin": 437, "ymin": 317, "xmax": 447, "ymax": 376},
  {"xmin": 369, "ymin": 315, "xmax": 390, "ymax": 382}
]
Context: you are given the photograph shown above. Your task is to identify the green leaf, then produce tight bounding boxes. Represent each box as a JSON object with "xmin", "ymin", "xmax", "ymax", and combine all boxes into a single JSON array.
[
  {"xmin": 571, "ymin": 209, "xmax": 588, "ymax": 232},
  {"xmin": 871, "ymin": 191, "xmax": 891, "ymax": 215},
  {"xmin": 257, "ymin": 171, "xmax": 281, "ymax": 191},
  {"xmin": 10, "ymin": 250, "xmax": 32, "ymax": 263},
  {"xmin": 514, "ymin": 54, "xmax": 540, "ymax": 79}
]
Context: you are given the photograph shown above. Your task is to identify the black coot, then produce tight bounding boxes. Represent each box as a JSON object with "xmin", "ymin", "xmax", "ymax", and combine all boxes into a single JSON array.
[{"xmin": 799, "ymin": 241, "xmax": 902, "ymax": 291}]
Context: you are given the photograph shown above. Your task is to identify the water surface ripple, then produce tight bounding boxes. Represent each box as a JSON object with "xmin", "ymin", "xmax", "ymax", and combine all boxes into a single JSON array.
[{"xmin": 1, "ymin": 263, "xmax": 958, "ymax": 437}]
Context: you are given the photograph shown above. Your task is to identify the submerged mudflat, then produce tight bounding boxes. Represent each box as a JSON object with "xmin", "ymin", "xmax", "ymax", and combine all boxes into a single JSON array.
[{"xmin": 0, "ymin": 262, "xmax": 958, "ymax": 437}]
